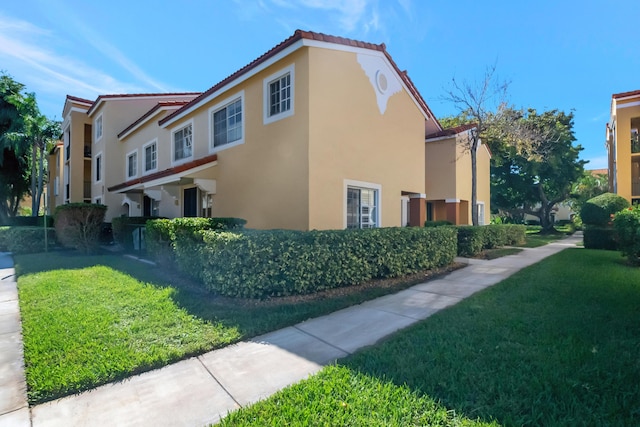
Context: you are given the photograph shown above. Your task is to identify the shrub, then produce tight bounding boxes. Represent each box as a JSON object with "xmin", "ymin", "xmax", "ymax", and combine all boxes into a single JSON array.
[
  {"xmin": 456, "ymin": 224, "xmax": 526, "ymax": 257},
  {"xmin": 502, "ymin": 224, "xmax": 527, "ymax": 245},
  {"xmin": 54, "ymin": 204, "xmax": 107, "ymax": 254},
  {"xmin": 146, "ymin": 217, "xmax": 247, "ymax": 266},
  {"xmin": 0, "ymin": 226, "xmax": 56, "ymax": 254},
  {"xmin": 170, "ymin": 227, "xmax": 457, "ymax": 299},
  {"xmin": 583, "ymin": 226, "xmax": 618, "ymax": 251},
  {"xmin": 0, "ymin": 216, "xmax": 54, "ymax": 227},
  {"xmin": 424, "ymin": 220, "xmax": 453, "ymax": 227},
  {"xmin": 580, "ymin": 193, "xmax": 630, "ymax": 226},
  {"xmin": 456, "ymin": 226, "xmax": 485, "ymax": 257},
  {"xmin": 112, "ymin": 216, "xmax": 163, "ymax": 251},
  {"xmin": 613, "ymin": 206, "xmax": 640, "ymax": 264}
]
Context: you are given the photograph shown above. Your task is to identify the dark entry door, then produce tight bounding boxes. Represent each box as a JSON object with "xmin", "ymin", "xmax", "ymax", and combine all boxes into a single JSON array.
[{"xmin": 183, "ymin": 187, "xmax": 198, "ymax": 217}]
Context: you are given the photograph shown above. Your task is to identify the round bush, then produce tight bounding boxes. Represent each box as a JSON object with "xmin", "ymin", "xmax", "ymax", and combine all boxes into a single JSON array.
[{"xmin": 580, "ymin": 193, "xmax": 630, "ymax": 226}]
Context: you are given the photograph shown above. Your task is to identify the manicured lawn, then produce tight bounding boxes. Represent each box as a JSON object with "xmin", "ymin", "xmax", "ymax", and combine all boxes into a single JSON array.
[
  {"xmin": 218, "ymin": 249, "xmax": 640, "ymax": 426},
  {"xmin": 16, "ymin": 252, "xmax": 453, "ymax": 404}
]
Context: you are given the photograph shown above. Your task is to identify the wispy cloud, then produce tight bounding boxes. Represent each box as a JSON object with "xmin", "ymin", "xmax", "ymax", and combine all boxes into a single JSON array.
[
  {"xmin": 260, "ymin": 0, "xmax": 382, "ymax": 34},
  {"xmin": 0, "ymin": 11, "xmax": 175, "ymax": 118}
]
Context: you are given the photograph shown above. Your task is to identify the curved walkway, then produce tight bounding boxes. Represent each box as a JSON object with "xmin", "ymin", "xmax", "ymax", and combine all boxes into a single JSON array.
[{"xmin": 0, "ymin": 233, "xmax": 582, "ymax": 427}]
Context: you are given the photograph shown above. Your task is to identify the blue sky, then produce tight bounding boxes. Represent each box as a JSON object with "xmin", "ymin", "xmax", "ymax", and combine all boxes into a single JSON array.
[{"xmin": 2, "ymin": 0, "xmax": 639, "ymax": 169}]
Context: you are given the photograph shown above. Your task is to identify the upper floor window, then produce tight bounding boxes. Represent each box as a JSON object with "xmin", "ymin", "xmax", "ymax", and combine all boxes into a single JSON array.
[
  {"xmin": 95, "ymin": 152, "xmax": 102, "ymax": 183},
  {"xmin": 173, "ymin": 122, "xmax": 193, "ymax": 163},
  {"xmin": 263, "ymin": 64, "xmax": 294, "ymax": 124},
  {"xmin": 127, "ymin": 151, "xmax": 137, "ymax": 179},
  {"xmin": 144, "ymin": 140, "xmax": 157, "ymax": 173},
  {"xmin": 211, "ymin": 95, "xmax": 243, "ymax": 151},
  {"xmin": 95, "ymin": 114, "xmax": 103, "ymax": 142}
]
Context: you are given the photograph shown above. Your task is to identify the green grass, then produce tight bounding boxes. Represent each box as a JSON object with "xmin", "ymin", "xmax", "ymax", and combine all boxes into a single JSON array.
[
  {"xmin": 16, "ymin": 252, "xmax": 449, "ymax": 404},
  {"xmin": 218, "ymin": 249, "xmax": 640, "ymax": 426}
]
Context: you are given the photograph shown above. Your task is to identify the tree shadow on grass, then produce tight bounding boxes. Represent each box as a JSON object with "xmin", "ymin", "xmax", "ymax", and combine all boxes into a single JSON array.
[{"xmin": 336, "ymin": 249, "xmax": 640, "ymax": 426}]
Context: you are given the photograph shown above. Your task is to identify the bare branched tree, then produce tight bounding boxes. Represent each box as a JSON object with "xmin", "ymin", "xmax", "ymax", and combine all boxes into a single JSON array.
[{"xmin": 442, "ymin": 64, "xmax": 510, "ymax": 225}]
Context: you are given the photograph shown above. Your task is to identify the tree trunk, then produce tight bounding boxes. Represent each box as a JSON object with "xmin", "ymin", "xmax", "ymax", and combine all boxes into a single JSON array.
[
  {"xmin": 36, "ymin": 140, "xmax": 44, "ymax": 215},
  {"xmin": 30, "ymin": 140, "xmax": 37, "ymax": 216},
  {"xmin": 470, "ymin": 135, "xmax": 478, "ymax": 226}
]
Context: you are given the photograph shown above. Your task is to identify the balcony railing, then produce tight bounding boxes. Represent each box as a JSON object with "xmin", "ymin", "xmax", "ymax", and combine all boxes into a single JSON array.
[{"xmin": 83, "ymin": 181, "xmax": 91, "ymax": 199}]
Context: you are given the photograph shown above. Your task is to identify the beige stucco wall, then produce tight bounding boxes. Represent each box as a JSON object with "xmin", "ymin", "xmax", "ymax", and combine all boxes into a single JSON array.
[
  {"xmin": 151, "ymin": 49, "xmax": 310, "ymax": 230},
  {"xmin": 64, "ymin": 109, "xmax": 92, "ymax": 203},
  {"xmin": 612, "ymin": 98, "xmax": 640, "ymax": 202},
  {"xmin": 425, "ymin": 135, "xmax": 491, "ymax": 225},
  {"xmin": 425, "ymin": 137, "xmax": 457, "ymax": 199},
  {"xmin": 307, "ymin": 47, "xmax": 426, "ymax": 229},
  {"xmin": 89, "ymin": 96, "xmax": 197, "ymax": 221}
]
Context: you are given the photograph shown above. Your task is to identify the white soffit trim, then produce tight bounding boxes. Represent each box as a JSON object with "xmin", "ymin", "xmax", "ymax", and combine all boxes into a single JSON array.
[
  {"xmin": 114, "ymin": 161, "xmax": 218, "ymax": 193},
  {"xmin": 409, "ymin": 193, "xmax": 426, "ymax": 199},
  {"xmin": 445, "ymin": 198, "xmax": 461, "ymax": 203},
  {"xmin": 616, "ymin": 100, "xmax": 640, "ymax": 109}
]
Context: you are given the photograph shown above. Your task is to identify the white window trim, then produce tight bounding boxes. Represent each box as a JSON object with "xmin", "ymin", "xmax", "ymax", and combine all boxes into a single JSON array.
[
  {"xmin": 343, "ymin": 179, "xmax": 382, "ymax": 229},
  {"xmin": 93, "ymin": 196, "xmax": 102, "ymax": 205},
  {"xmin": 263, "ymin": 64, "xmax": 295, "ymax": 125},
  {"xmin": 142, "ymin": 139, "xmax": 158, "ymax": 174},
  {"xmin": 94, "ymin": 151, "xmax": 103, "ymax": 184},
  {"xmin": 126, "ymin": 149, "xmax": 138, "ymax": 180},
  {"xmin": 209, "ymin": 91, "xmax": 245, "ymax": 154},
  {"xmin": 95, "ymin": 113, "xmax": 103, "ymax": 142},
  {"xmin": 477, "ymin": 201, "xmax": 486, "ymax": 226},
  {"xmin": 171, "ymin": 119, "xmax": 194, "ymax": 166}
]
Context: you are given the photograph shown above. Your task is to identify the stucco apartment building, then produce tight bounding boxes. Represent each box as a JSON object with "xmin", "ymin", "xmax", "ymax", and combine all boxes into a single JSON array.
[
  {"xmin": 607, "ymin": 89, "xmax": 640, "ymax": 205},
  {"xmin": 50, "ymin": 30, "xmax": 491, "ymax": 229}
]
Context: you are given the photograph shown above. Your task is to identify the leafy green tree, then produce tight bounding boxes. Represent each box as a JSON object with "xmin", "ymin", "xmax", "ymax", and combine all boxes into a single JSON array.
[
  {"xmin": 491, "ymin": 108, "xmax": 586, "ymax": 232},
  {"xmin": 0, "ymin": 73, "xmax": 59, "ymax": 219},
  {"xmin": 0, "ymin": 73, "xmax": 31, "ymax": 221},
  {"xmin": 570, "ymin": 170, "xmax": 608, "ymax": 215}
]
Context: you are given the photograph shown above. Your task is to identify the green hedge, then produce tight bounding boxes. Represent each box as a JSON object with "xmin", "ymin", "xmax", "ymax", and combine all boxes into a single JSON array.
[
  {"xmin": 613, "ymin": 206, "xmax": 640, "ymax": 264},
  {"xmin": 424, "ymin": 220, "xmax": 453, "ymax": 227},
  {"xmin": 0, "ymin": 226, "xmax": 55, "ymax": 254},
  {"xmin": 457, "ymin": 224, "xmax": 526, "ymax": 257},
  {"xmin": 146, "ymin": 217, "xmax": 247, "ymax": 267},
  {"xmin": 580, "ymin": 193, "xmax": 630, "ymax": 226},
  {"xmin": 0, "ymin": 216, "xmax": 54, "ymax": 227},
  {"xmin": 112, "ymin": 216, "xmax": 164, "ymax": 251},
  {"xmin": 163, "ymin": 226, "xmax": 458, "ymax": 299},
  {"xmin": 583, "ymin": 225, "xmax": 618, "ymax": 251}
]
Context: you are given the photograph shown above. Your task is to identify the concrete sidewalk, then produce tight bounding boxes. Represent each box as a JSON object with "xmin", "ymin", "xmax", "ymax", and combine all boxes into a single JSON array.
[{"xmin": 1, "ymin": 234, "xmax": 582, "ymax": 427}]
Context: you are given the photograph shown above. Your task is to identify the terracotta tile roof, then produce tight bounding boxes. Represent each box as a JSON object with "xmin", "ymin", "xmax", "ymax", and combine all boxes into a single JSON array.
[
  {"xmin": 108, "ymin": 154, "xmax": 218, "ymax": 193},
  {"xmin": 425, "ymin": 123, "xmax": 477, "ymax": 139},
  {"xmin": 66, "ymin": 95, "xmax": 93, "ymax": 105},
  {"xmin": 87, "ymin": 92, "xmax": 201, "ymax": 116},
  {"xmin": 612, "ymin": 89, "xmax": 640, "ymax": 99},
  {"xmin": 117, "ymin": 100, "xmax": 193, "ymax": 139},
  {"xmin": 159, "ymin": 29, "xmax": 440, "ymax": 128}
]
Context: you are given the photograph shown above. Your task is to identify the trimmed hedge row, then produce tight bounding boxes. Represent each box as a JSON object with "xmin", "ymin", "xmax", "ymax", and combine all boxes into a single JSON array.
[
  {"xmin": 146, "ymin": 217, "xmax": 247, "ymax": 265},
  {"xmin": 112, "ymin": 216, "xmax": 164, "ymax": 251},
  {"xmin": 457, "ymin": 224, "xmax": 526, "ymax": 257},
  {"xmin": 0, "ymin": 226, "xmax": 55, "ymax": 254},
  {"xmin": 613, "ymin": 206, "xmax": 640, "ymax": 264},
  {"xmin": 0, "ymin": 216, "xmax": 54, "ymax": 227},
  {"xmin": 149, "ymin": 225, "xmax": 458, "ymax": 299}
]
